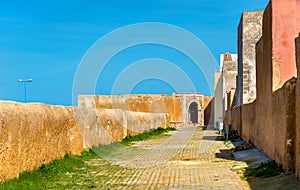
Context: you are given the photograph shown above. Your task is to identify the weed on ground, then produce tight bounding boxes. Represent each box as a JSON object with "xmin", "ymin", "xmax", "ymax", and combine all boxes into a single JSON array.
[{"xmin": 0, "ymin": 127, "xmax": 176, "ymax": 189}]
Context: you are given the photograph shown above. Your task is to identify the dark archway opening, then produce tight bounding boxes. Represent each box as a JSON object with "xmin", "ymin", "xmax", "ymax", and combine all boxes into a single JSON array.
[{"xmin": 189, "ymin": 102, "xmax": 198, "ymax": 123}]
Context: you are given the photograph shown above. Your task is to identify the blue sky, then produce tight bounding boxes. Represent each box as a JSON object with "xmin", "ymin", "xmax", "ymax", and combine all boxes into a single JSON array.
[{"xmin": 0, "ymin": 0, "xmax": 269, "ymax": 105}]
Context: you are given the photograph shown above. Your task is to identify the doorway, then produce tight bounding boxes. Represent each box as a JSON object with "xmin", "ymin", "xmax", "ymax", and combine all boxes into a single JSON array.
[{"xmin": 189, "ymin": 102, "xmax": 198, "ymax": 123}]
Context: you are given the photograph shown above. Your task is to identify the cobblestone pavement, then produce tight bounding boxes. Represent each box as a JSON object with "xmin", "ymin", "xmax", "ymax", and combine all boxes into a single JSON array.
[{"xmin": 86, "ymin": 125, "xmax": 250, "ymax": 189}]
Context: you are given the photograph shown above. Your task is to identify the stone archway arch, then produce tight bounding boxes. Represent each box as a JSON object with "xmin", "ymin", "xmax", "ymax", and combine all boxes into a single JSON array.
[
  {"xmin": 175, "ymin": 92, "xmax": 204, "ymax": 126},
  {"xmin": 188, "ymin": 101, "xmax": 200, "ymax": 124}
]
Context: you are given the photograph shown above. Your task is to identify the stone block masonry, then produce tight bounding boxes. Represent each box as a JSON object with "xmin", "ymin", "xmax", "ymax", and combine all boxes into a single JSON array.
[
  {"xmin": 226, "ymin": 0, "xmax": 300, "ymax": 173},
  {"xmin": 222, "ymin": 53, "xmax": 238, "ymax": 112},
  {"xmin": 237, "ymin": 11, "xmax": 263, "ymax": 105}
]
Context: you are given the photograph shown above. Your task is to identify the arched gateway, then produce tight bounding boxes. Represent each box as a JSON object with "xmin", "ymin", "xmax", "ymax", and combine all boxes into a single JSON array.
[
  {"xmin": 189, "ymin": 102, "xmax": 198, "ymax": 123},
  {"xmin": 174, "ymin": 92, "xmax": 204, "ymax": 126}
]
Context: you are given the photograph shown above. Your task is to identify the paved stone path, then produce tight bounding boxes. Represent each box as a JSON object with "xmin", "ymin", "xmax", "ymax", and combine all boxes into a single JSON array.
[{"xmin": 89, "ymin": 126, "xmax": 250, "ymax": 189}]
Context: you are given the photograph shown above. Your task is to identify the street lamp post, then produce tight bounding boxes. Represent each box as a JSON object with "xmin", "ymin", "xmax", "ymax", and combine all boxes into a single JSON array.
[{"xmin": 18, "ymin": 79, "xmax": 32, "ymax": 102}]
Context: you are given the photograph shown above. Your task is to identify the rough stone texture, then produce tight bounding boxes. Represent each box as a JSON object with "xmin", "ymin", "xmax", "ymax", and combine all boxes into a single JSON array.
[
  {"xmin": 79, "ymin": 94, "xmax": 180, "ymax": 121},
  {"xmin": 241, "ymin": 102, "xmax": 256, "ymax": 142},
  {"xmin": 272, "ymin": 79, "xmax": 296, "ymax": 171},
  {"xmin": 75, "ymin": 107, "xmax": 167, "ymax": 147},
  {"xmin": 0, "ymin": 100, "xmax": 167, "ymax": 182},
  {"xmin": 79, "ymin": 93, "xmax": 205, "ymax": 127},
  {"xmin": 253, "ymin": 2, "xmax": 274, "ymax": 167},
  {"xmin": 174, "ymin": 93, "xmax": 205, "ymax": 126},
  {"xmin": 229, "ymin": 0, "xmax": 300, "ymax": 173},
  {"xmin": 253, "ymin": 0, "xmax": 299, "ymax": 171},
  {"xmin": 237, "ymin": 78, "xmax": 296, "ymax": 171},
  {"xmin": 224, "ymin": 0, "xmax": 300, "ymax": 177},
  {"xmin": 222, "ymin": 52, "xmax": 238, "ymax": 112},
  {"xmin": 237, "ymin": 11, "xmax": 263, "ymax": 105},
  {"xmin": 0, "ymin": 101, "xmax": 83, "ymax": 182},
  {"xmin": 231, "ymin": 106, "xmax": 242, "ymax": 134}
]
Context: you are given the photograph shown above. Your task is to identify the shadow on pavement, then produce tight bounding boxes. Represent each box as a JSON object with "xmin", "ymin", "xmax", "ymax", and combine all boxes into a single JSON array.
[{"xmin": 214, "ymin": 139, "xmax": 300, "ymax": 190}]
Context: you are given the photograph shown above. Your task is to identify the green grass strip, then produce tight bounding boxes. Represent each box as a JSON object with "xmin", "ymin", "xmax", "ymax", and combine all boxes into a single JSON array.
[
  {"xmin": 0, "ymin": 127, "xmax": 176, "ymax": 189},
  {"xmin": 0, "ymin": 150, "xmax": 99, "ymax": 190},
  {"xmin": 121, "ymin": 127, "xmax": 176, "ymax": 145}
]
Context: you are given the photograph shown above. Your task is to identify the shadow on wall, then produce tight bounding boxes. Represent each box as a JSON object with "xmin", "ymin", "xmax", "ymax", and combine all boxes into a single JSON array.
[{"xmin": 204, "ymin": 96, "xmax": 214, "ymax": 126}]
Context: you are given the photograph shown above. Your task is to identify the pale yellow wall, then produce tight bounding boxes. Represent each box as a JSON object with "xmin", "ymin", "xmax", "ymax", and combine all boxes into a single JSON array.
[{"xmin": 214, "ymin": 72, "xmax": 223, "ymax": 128}]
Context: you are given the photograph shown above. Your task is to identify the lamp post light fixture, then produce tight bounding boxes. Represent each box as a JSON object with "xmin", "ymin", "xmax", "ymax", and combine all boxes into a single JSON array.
[{"xmin": 18, "ymin": 79, "xmax": 33, "ymax": 102}]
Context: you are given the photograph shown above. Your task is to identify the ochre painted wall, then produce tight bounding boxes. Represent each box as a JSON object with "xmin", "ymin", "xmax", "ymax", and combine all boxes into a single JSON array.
[
  {"xmin": 241, "ymin": 102, "xmax": 256, "ymax": 143},
  {"xmin": 232, "ymin": 78, "xmax": 296, "ymax": 171},
  {"xmin": 0, "ymin": 101, "xmax": 83, "ymax": 181},
  {"xmin": 228, "ymin": 0, "xmax": 300, "ymax": 172},
  {"xmin": 79, "ymin": 94, "xmax": 182, "ymax": 124},
  {"xmin": 0, "ymin": 101, "xmax": 167, "ymax": 182}
]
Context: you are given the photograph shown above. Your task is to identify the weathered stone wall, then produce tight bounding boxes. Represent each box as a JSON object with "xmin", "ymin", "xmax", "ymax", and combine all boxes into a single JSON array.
[
  {"xmin": 0, "ymin": 101, "xmax": 83, "ymax": 182},
  {"xmin": 76, "ymin": 107, "xmax": 167, "ymax": 147},
  {"xmin": 271, "ymin": 0, "xmax": 300, "ymax": 90},
  {"xmin": 79, "ymin": 94, "xmax": 182, "ymax": 124},
  {"xmin": 231, "ymin": 106, "xmax": 241, "ymax": 134},
  {"xmin": 179, "ymin": 93, "xmax": 204, "ymax": 125},
  {"xmin": 224, "ymin": 105, "xmax": 241, "ymax": 133},
  {"xmin": 272, "ymin": 79, "xmax": 296, "ymax": 171},
  {"xmin": 222, "ymin": 52, "xmax": 238, "ymax": 112},
  {"xmin": 229, "ymin": 0, "xmax": 300, "ymax": 172},
  {"xmin": 254, "ymin": 4, "xmax": 274, "ymax": 160},
  {"xmin": 79, "ymin": 93, "xmax": 206, "ymax": 127},
  {"xmin": 295, "ymin": 33, "xmax": 300, "ymax": 178},
  {"xmin": 240, "ymin": 79, "xmax": 296, "ymax": 171},
  {"xmin": 0, "ymin": 101, "xmax": 167, "ymax": 182},
  {"xmin": 241, "ymin": 102, "xmax": 256, "ymax": 143},
  {"xmin": 237, "ymin": 11, "xmax": 263, "ymax": 105}
]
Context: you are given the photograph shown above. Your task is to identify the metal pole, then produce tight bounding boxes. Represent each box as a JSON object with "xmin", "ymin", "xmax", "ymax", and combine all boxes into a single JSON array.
[
  {"xmin": 18, "ymin": 79, "xmax": 32, "ymax": 103},
  {"xmin": 24, "ymin": 82, "xmax": 27, "ymax": 102}
]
